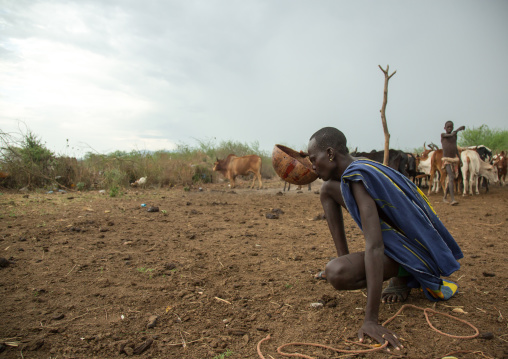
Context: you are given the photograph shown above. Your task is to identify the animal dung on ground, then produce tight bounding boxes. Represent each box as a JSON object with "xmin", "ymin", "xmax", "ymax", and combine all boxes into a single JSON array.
[
  {"xmin": 272, "ymin": 144, "xmax": 318, "ymax": 185},
  {"xmin": 147, "ymin": 206, "xmax": 159, "ymax": 212}
]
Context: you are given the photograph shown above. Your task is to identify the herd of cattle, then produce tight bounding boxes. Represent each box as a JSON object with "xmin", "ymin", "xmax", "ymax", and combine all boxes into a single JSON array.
[
  {"xmin": 212, "ymin": 144, "xmax": 507, "ymax": 196},
  {"xmin": 351, "ymin": 144, "xmax": 506, "ymax": 196}
]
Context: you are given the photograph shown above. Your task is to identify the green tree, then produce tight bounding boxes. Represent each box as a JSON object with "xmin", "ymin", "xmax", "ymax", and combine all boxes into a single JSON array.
[
  {"xmin": 458, "ymin": 125, "xmax": 508, "ymax": 153},
  {"xmin": 0, "ymin": 128, "xmax": 55, "ymax": 187}
]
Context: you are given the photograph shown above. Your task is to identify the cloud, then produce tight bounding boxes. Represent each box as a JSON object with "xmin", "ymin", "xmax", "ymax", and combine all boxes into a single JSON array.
[{"xmin": 1, "ymin": 0, "xmax": 507, "ymax": 156}]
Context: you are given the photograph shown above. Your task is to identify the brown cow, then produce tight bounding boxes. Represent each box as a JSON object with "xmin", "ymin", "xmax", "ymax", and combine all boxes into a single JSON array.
[
  {"xmin": 418, "ymin": 144, "xmax": 446, "ymax": 195},
  {"xmin": 213, "ymin": 154, "xmax": 262, "ymax": 189},
  {"xmin": 493, "ymin": 151, "xmax": 507, "ymax": 186}
]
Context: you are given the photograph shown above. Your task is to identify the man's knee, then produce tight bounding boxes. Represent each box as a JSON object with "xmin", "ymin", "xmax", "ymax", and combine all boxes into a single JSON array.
[{"xmin": 324, "ymin": 259, "xmax": 350, "ymax": 290}]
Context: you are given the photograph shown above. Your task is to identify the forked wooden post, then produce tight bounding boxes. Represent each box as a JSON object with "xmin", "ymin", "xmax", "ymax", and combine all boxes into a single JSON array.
[{"xmin": 378, "ymin": 65, "xmax": 396, "ymax": 166}]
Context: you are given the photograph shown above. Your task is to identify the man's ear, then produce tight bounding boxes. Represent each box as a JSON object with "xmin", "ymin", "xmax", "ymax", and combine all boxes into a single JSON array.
[{"xmin": 326, "ymin": 147, "xmax": 335, "ymax": 160}]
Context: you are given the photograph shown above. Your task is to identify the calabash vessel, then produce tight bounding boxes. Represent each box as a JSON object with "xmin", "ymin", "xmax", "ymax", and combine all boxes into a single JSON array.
[{"xmin": 272, "ymin": 144, "xmax": 318, "ymax": 185}]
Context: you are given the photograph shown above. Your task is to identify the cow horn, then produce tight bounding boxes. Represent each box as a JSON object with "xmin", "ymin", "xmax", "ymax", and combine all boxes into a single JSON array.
[{"xmin": 423, "ymin": 142, "xmax": 427, "ymax": 150}]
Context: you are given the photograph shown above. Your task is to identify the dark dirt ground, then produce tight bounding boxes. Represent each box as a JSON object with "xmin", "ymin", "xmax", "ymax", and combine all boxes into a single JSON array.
[{"xmin": 0, "ymin": 179, "xmax": 507, "ymax": 359}]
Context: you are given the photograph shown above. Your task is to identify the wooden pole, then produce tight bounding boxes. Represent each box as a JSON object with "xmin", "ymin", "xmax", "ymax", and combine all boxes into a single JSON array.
[{"xmin": 378, "ymin": 65, "xmax": 396, "ymax": 166}]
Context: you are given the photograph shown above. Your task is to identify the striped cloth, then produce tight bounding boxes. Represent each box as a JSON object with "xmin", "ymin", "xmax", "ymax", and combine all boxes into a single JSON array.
[{"xmin": 341, "ymin": 159, "xmax": 463, "ymax": 301}]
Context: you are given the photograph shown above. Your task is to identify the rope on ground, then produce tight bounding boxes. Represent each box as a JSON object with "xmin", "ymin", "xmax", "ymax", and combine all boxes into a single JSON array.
[
  {"xmin": 257, "ymin": 333, "xmax": 388, "ymax": 359},
  {"xmin": 383, "ymin": 304, "xmax": 479, "ymax": 339},
  {"xmin": 256, "ymin": 303, "xmax": 480, "ymax": 359}
]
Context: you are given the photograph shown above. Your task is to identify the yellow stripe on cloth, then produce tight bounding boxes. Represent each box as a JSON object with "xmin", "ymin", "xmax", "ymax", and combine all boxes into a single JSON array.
[{"xmin": 363, "ymin": 163, "xmax": 404, "ymax": 194}]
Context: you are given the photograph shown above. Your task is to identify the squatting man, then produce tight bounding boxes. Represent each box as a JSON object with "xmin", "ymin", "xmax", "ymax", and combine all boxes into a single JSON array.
[{"xmin": 305, "ymin": 127, "xmax": 463, "ymax": 350}]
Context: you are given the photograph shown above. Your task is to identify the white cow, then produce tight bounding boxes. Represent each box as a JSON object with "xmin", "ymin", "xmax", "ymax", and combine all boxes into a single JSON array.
[{"xmin": 460, "ymin": 150, "xmax": 498, "ymax": 196}]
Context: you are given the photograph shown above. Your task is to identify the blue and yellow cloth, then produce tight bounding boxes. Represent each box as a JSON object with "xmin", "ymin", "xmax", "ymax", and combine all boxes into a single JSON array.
[{"xmin": 341, "ymin": 159, "xmax": 463, "ymax": 301}]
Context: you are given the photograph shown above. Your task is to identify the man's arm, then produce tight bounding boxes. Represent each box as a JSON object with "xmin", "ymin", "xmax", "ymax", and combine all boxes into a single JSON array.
[
  {"xmin": 320, "ymin": 180, "xmax": 349, "ymax": 256},
  {"xmin": 351, "ymin": 181, "xmax": 402, "ymax": 350},
  {"xmin": 351, "ymin": 181, "xmax": 384, "ymax": 325},
  {"xmin": 442, "ymin": 126, "xmax": 465, "ymax": 138}
]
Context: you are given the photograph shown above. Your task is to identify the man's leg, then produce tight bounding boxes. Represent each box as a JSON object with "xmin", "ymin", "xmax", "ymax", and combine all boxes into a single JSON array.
[
  {"xmin": 324, "ymin": 252, "xmax": 409, "ymax": 303},
  {"xmin": 445, "ymin": 164, "xmax": 458, "ymax": 205}
]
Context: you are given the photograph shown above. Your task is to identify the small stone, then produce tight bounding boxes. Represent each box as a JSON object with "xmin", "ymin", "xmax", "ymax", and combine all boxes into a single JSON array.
[
  {"xmin": 482, "ymin": 272, "xmax": 496, "ymax": 277},
  {"xmin": 242, "ymin": 334, "xmax": 250, "ymax": 345},
  {"xmin": 479, "ymin": 332, "xmax": 494, "ymax": 340},
  {"xmin": 310, "ymin": 302, "xmax": 324, "ymax": 308},
  {"xmin": 227, "ymin": 329, "xmax": 247, "ymax": 336},
  {"xmin": 0, "ymin": 257, "xmax": 10, "ymax": 268},
  {"xmin": 133, "ymin": 339, "xmax": 153, "ymax": 355},
  {"xmin": 147, "ymin": 206, "xmax": 159, "ymax": 212},
  {"xmin": 265, "ymin": 213, "xmax": 279, "ymax": 219},
  {"xmin": 52, "ymin": 313, "xmax": 65, "ymax": 320},
  {"xmin": 147, "ymin": 315, "xmax": 159, "ymax": 329},
  {"xmin": 26, "ymin": 339, "xmax": 44, "ymax": 351}
]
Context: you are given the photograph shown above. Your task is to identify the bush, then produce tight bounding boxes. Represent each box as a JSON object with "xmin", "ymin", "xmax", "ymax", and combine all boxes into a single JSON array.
[
  {"xmin": 458, "ymin": 125, "xmax": 508, "ymax": 152},
  {"xmin": 1, "ymin": 128, "xmax": 280, "ymax": 189},
  {"xmin": 0, "ymin": 129, "xmax": 56, "ymax": 188}
]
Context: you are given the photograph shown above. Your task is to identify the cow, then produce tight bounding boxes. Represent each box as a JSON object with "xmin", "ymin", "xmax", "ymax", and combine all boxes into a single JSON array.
[
  {"xmin": 417, "ymin": 145, "xmax": 447, "ymax": 195},
  {"xmin": 464, "ymin": 145, "xmax": 495, "ymax": 192},
  {"xmin": 493, "ymin": 151, "xmax": 507, "ymax": 186},
  {"xmin": 351, "ymin": 149, "xmax": 409, "ymax": 177},
  {"xmin": 466, "ymin": 145, "xmax": 493, "ymax": 162},
  {"xmin": 406, "ymin": 153, "xmax": 418, "ymax": 183},
  {"xmin": 460, "ymin": 150, "xmax": 498, "ymax": 196},
  {"xmin": 213, "ymin": 154, "xmax": 262, "ymax": 189}
]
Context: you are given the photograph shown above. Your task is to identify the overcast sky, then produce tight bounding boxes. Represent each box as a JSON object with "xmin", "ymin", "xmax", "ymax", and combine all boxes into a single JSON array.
[{"xmin": 1, "ymin": 0, "xmax": 507, "ymax": 158}]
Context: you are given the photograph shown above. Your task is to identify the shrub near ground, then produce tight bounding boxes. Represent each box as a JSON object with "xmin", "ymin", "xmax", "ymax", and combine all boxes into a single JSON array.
[{"xmin": 0, "ymin": 130, "xmax": 276, "ymax": 192}]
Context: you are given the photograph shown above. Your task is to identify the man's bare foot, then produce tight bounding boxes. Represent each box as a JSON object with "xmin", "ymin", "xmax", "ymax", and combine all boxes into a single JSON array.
[
  {"xmin": 450, "ymin": 200, "xmax": 459, "ymax": 206},
  {"xmin": 382, "ymin": 277, "xmax": 411, "ymax": 303}
]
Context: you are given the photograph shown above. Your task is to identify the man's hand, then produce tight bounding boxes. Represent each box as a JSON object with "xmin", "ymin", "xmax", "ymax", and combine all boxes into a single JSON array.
[{"xmin": 358, "ymin": 320, "xmax": 402, "ymax": 351}]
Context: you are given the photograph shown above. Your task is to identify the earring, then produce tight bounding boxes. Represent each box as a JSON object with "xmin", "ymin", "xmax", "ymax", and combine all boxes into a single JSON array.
[{"xmin": 329, "ymin": 158, "xmax": 333, "ymax": 162}]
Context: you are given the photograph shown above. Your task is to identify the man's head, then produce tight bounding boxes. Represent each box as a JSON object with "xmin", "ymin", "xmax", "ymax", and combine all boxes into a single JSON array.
[
  {"xmin": 444, "ymin": 121, "xmax": 454, "ymax": 134},
  {"xmin": 307, "ymin": 127, "xmax": 348, "ymax": 181},
  {"xmin": 309, "ymin": 127, "xmax": 349, "ymax": 154}
]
